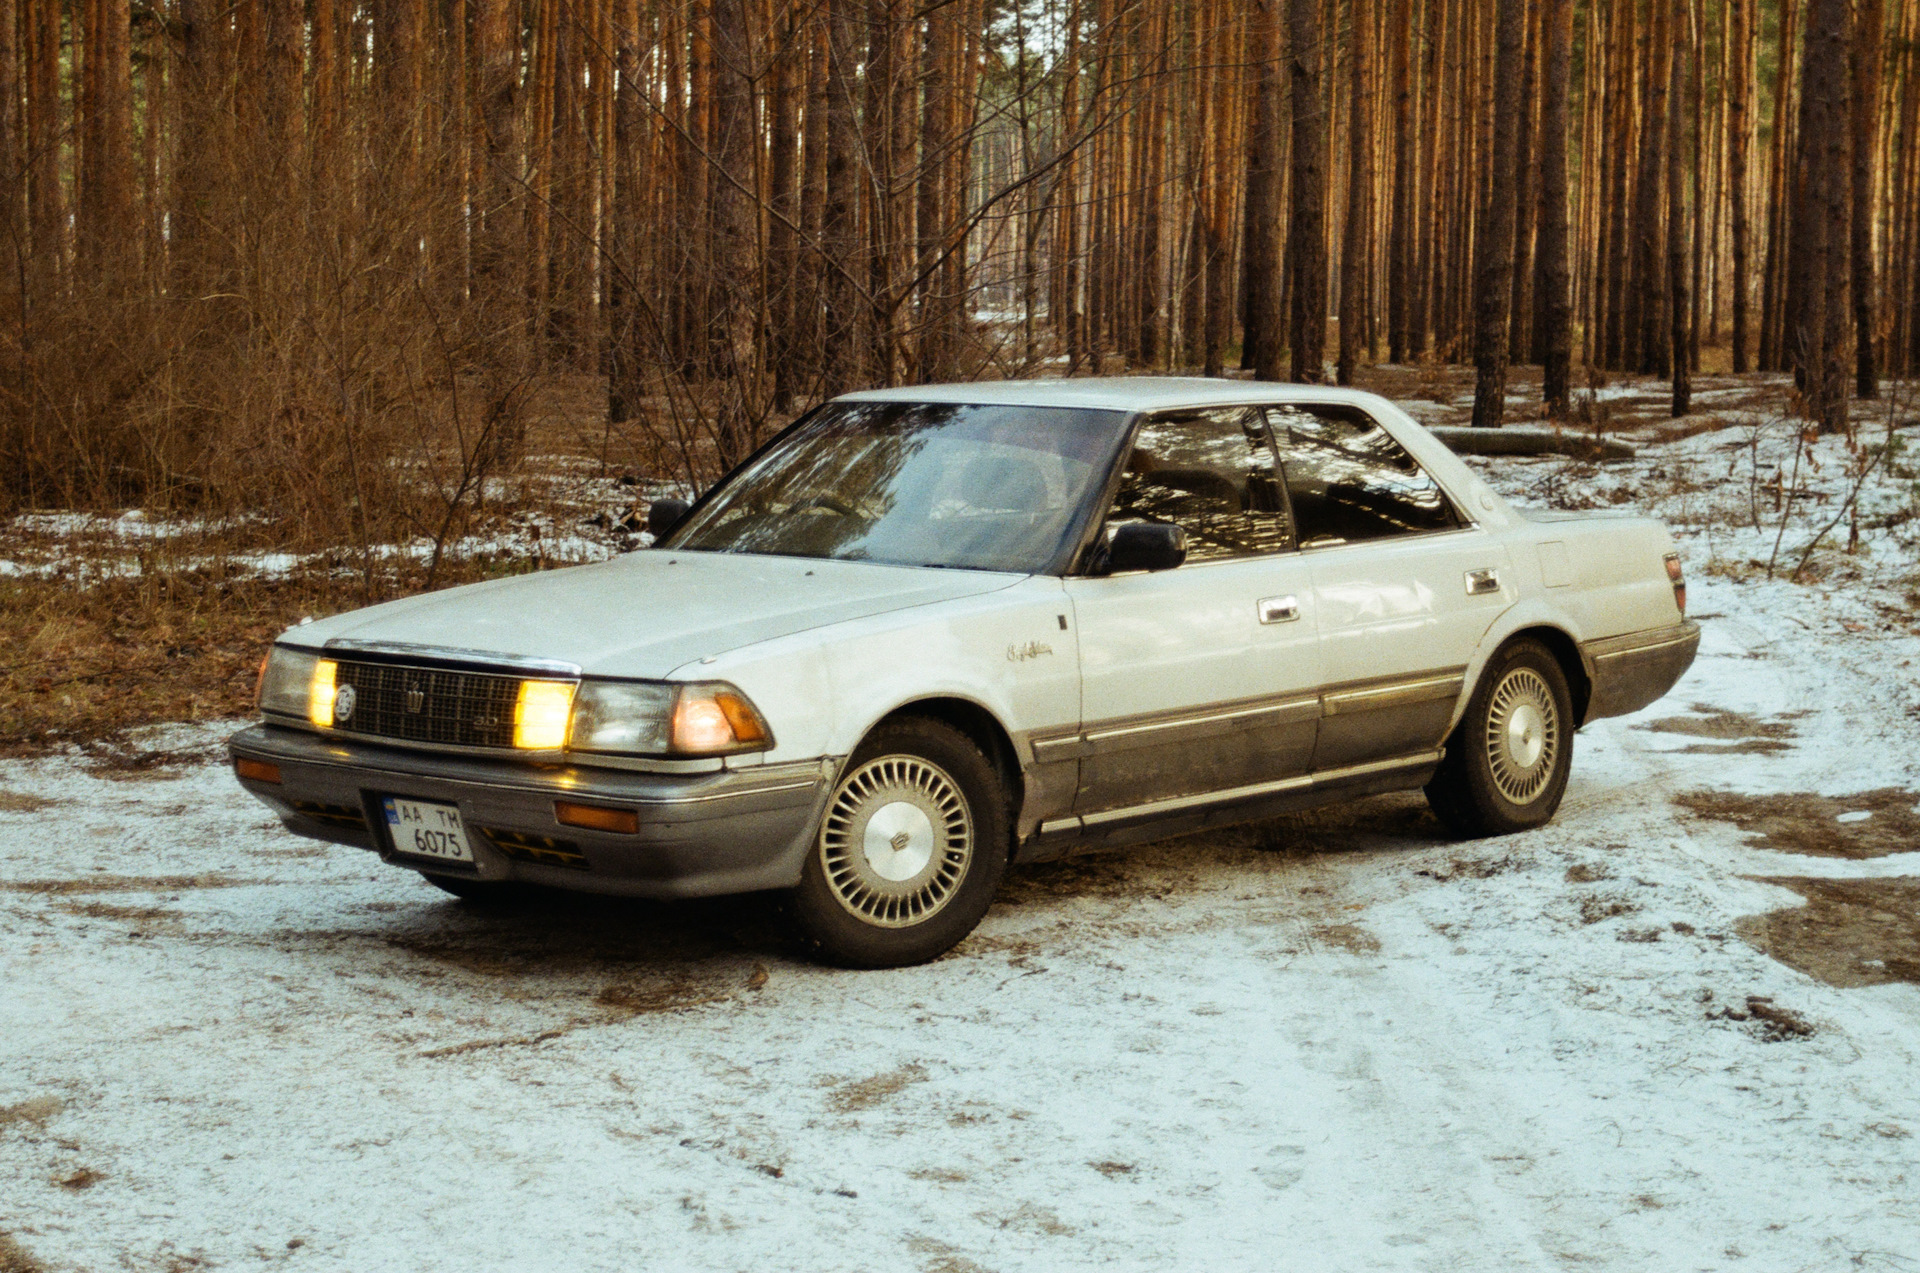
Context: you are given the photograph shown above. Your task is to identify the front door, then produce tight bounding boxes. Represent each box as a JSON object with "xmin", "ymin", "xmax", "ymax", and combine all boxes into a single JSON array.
[
  {"xmin": 1265, "ymin": 403, "xmax": 1513, "ymax": 772},
  {"xmin": 1062, "ymin": 407, "xmax": 1324, "ymax": 818}
]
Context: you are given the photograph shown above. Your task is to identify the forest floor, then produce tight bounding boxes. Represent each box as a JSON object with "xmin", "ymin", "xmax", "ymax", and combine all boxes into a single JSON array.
[{"xmin": 3, "ymin": 367, "xmax": 1920, "ymax": 1270}]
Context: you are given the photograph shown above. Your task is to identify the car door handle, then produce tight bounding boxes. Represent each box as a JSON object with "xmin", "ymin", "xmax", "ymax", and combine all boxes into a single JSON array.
[
  {"xmin": 1465, "ymin": 568, "xmax": 1501, "ymax": 596},
  {"xmin": 1258, "ymin": 595, "xmax": 1301, "ymax": 624}
]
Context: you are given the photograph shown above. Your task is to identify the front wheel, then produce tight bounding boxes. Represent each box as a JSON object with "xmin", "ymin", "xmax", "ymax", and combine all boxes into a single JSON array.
[
  {"xmin": 1425, "ymin": 638, "xmax": 1574, "ymax": 838},
  {"xmin": 789, "ymin": 717, "xmax": 1010, "ymax": 968}
]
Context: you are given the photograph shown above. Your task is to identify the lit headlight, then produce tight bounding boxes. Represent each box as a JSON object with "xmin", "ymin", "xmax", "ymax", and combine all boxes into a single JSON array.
[
  {"xmin": 569, "ymin": 680, "xmax": 773, "ymax": 757},
  {"xmin": 258, "ymin": 646, "xmax": 325, "ymax": 721}
]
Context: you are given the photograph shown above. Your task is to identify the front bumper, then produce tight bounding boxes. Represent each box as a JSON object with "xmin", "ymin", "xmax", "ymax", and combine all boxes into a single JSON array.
[{"xmin": 228, "ymin": 724, "xmax": 835, "ymax": 899}]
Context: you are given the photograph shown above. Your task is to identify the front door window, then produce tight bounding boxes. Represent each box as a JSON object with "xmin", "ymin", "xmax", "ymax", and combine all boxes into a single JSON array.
[{"xmin": 1106, "ymin": 407, "xmax": 1295, "ymax": 562}]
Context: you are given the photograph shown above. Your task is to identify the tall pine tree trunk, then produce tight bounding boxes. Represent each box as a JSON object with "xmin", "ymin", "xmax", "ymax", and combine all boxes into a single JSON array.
[
  {"xmin": 1728, "ymin": 0, "xmax": 1753, "ymax": 373},
  {"xmin": 1793, "ymin": 0, "xmax": 1853, "ymax": 433},
  {"xmin": 1668, "ymin": 0, "xmax": 1691, "ymax": 417},
  {"xmin": 1850, "ymin": 0, "xmax": 1882, "ymax": 399},
  {"xmin": 1536, "ymin": 0, "xmax": 1573, "ymax": 416},
  {"xmin": 1338, "ymin": 0, "xmax": 1372, "ymax": 385},
  {"xmin": 1285, "ymin": 0, "xmax": 1326, "ymax": 383},
  {"xmin": 1386, "ymin": 0, "xmax": 1413, "ymax": 364},
  {"xmin": 1630, "ymin": 0, "xmax": 1671, "ymax": 376},
  {"xmin": 1245, "ymin": 0, "xmax": 1284, "ymax": 380},
  {"xmin": 1468, "ymin": 0, "xmax": 1523, "ymax": 428}
]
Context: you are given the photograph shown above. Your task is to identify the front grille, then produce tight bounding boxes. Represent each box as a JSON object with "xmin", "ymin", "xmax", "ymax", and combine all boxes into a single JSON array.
[
  {"xmin": 332, "ymin": 661, "xmax": 523, "ymax": 749},
  {"xmin": 483, "ymin": 828, "xmax": 588, "ymax": 869}
]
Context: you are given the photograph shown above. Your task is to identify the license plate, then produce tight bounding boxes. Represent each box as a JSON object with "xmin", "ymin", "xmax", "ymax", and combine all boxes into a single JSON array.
[{"xmin": 381, "ymin": 796, "xmax": 475, "ymax": 863}]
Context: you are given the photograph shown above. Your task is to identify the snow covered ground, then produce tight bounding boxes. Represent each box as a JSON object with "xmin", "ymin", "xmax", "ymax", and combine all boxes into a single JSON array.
[{"xmin": 5, "ymin": 389, "xmax": 1920, "ymax": 1271}]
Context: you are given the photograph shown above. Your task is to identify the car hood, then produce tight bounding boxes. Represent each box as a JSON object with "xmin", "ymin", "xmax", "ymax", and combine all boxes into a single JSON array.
[{"xmin": 286, "ymin": 552, "xmax": 1026, "ymax": 679}]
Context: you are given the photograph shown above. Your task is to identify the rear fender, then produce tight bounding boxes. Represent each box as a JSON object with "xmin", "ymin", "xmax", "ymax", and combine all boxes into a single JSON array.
[{"xmin": 1448, "ymin": 600, "xmax": 1593, "ymax": 734}]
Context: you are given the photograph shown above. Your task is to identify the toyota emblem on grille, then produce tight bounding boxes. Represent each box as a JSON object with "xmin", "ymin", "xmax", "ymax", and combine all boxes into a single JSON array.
[
  {"xmin": 333, "ymin": 684, "xmax": 356, "ymax": 722},
  {"xmin": 405, "ymin": 683, "xmax": 425, "ymax": 713}
]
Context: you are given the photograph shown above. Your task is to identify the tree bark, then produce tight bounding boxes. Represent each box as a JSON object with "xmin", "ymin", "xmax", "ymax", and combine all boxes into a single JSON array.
[
  {"xmin": 1338, "ymin": 0, "xmax": 1372, "ymax": 385},
  {"xmin": 1245, "ymin": 0, "xmax": 1284, "ymax": 380},
  {"xmin": 1850, "ymin": 0, "xmax": 1883, "ymax": 399},
  {"xmin": 1792, "ymin": 0, "xmax": 1854, "ymax": 433},
  {"xmin": 264, "ymin": 0, "xmax": 305, "ymax": 175},
  {"xmin": 0, "ymin": 0, "xmax": 20, "ymax": 311},
  {"xmin": 823, "ymin": 0, "xmax": 863, "ymax": 390},
  {"xmin": 1285, "ymin": 0, "xmax": 1326, "ymax": 383},
  {"xmin": 1536, "ymin": 0, "xmax": 1573, "ymax": 416},
  {"xmin": 1468, "ymin": 0, "xmax": 1523, "ymax": 428},
  {"xmin": 1668, "ymin": 0, "xmax": 1691, "ymax": 418},
  {"xmin": 1630, "ymin": 0, "xmax": 1671, "ymax": 376},
  {"xmin": 1386, "ymin": 0, "xmax": 1413, "ymax": 364},
  {"xmin": 1728, "ymin": 0, "xmax": 1753, "ymax": 373},
  {"xmin": 1505, "ymin": 1, "xmax": 1537, "ymax": 363},
  {"xmin": 768, "ymin": 6, "xmax": 802, "ymax": 410}
]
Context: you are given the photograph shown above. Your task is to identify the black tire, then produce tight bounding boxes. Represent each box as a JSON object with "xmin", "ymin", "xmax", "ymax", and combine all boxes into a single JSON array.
[
  {"xmin": 789, "ymin": 716, "xmax": 1011, "ymax": 968},
  {"xmin": 1425, "ymin": 638, "xmax": 1574, "ymax": 838},
  {"xmin": 419, "ymin": 872, "xmax": 529, "ymax": 906}
]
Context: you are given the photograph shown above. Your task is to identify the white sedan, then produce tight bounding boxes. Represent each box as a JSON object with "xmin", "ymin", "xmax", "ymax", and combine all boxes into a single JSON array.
[{"xmin": 231, "ymin": 379, "xmax": 1697, "ymax": 967}]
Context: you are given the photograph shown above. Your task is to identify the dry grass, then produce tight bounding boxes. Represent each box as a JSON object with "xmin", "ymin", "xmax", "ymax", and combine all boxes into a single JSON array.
[
  {"xmin": 1676, "ymin": 788, "xmax": 1920, "ymax": 859},
  {"xmin": 0, "ymin": 1232, "xmax": 47, "ymax": 1273},
  {"xmin": 0, "ymin": 552, "xmax": 564, "ymax": 757},
  {"xmin": 827, "ymin": 1063, "xmax": 928, "ymax": 1114}
]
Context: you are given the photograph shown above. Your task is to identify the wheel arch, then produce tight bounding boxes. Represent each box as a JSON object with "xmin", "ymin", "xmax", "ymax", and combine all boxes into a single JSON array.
[
  {"xmin": 1503, "ymin": 624, "xmax": 1592, "ymax": 726},
  {"xmin": 868, "ymin": 696, "xmax": 1024, "ymax": 849}
]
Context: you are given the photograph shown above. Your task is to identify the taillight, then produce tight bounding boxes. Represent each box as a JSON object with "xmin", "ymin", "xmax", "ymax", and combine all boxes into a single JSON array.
[{"xmin": 1665, "ymin": 552, "xmax": 1686, "ymax": 615}]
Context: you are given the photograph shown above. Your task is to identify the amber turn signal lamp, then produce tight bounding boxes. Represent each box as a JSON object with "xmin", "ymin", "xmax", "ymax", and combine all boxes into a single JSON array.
[
  {"xmin": 554, "ymin": 800, "xmax": 639, "ymax": 834},
  {"xmin": 235, "ymin": 757, "xmax": 282, "ymax": 784},
  {"xmin": 714, "ymin": 692, "xmax": 770, "ymax": 744},
  {"xmin": 1665, "ymin": 552, "xmax": 1686, "ymax": 615}
]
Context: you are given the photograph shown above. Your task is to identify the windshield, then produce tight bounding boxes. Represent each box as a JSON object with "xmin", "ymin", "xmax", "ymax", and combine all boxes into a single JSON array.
[{"xmin": 666, "ymin": 401, "xmax": 1128, "ymax": 573}]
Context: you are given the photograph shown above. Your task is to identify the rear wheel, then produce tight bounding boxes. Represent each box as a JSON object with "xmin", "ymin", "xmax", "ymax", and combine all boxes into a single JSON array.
[
  {"xmin": 790, "ymin": 717, "xmax": 1009, "ymax": 968},
  {"xmin": 1426, "ymin": 638, "xmax": 1573, "ymax": 838}
]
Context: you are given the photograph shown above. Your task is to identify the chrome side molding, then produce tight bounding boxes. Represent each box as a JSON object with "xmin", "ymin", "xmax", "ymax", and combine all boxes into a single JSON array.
[{"xmin": 1039, "ymin": 750, "xmax": 1444, "ymax": 836}]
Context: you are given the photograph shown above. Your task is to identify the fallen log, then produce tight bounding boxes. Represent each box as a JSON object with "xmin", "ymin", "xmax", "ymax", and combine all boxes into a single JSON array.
[{"xmin": 1426, "ymin": 426, "xmax": 1637, "ymax": 461}]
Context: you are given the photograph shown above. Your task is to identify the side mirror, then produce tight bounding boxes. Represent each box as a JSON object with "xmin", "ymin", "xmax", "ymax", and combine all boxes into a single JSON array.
[
  {"xmin": 1104, "ymin": 522, "xmax": 1187, "ymax": 574},
  {"xmin": 647, "ymin": 497, "xmax": 691, "ymax": 539}
]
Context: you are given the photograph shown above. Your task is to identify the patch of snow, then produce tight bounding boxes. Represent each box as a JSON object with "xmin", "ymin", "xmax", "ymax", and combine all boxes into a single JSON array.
[{"xmin": 5, "ymin": 548, "xmax": 1920, "ymax": 1268}]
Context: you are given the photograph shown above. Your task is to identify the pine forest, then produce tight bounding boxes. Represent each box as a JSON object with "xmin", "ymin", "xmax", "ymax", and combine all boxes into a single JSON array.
[{"xmin": 1, "ymin": 0, "xmax": 1917, "ymax": 532}]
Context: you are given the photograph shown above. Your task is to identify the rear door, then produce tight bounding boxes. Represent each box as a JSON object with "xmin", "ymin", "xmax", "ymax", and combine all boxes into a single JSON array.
[
  {"xmin": 1060, "ymin": 407, "xmax": 1323, "ymax": 818},
  {"xmin": 1265, "ymin": 403, "xmax": 1513, "ymax": 772}
]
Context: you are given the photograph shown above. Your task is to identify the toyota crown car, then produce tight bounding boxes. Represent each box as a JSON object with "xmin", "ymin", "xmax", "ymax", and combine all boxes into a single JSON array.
[{"xmin": 230, "ymin": 378, "xmax": 1698, "ymax": 967}]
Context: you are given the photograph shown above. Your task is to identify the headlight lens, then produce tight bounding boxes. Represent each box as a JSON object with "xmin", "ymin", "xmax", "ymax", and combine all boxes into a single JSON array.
[
  {"xmin": 258, "ymin": 647, "xmax": 323, "ymax": 721},
  {"xmin": 569, "ymin": 680, "xmax": 772, "ymax": 757}
]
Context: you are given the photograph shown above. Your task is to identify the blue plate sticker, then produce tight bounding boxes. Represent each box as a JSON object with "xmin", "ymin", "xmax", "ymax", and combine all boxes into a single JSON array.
[{"xmin": 383, "ymin": 796, "xmax": 400, "ymax": 826}]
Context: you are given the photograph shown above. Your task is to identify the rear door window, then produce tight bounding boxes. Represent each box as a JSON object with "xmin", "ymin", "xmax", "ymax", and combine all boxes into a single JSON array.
[{"xmin": 1264, "ymin": 404, "xmax": 1463, "ymax": 546}]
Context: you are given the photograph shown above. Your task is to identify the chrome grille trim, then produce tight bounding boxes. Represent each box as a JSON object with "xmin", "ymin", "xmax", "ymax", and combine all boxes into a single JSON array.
[
  {"xmin": 332, "ymin": 661, "xmax": 527, "ymax": 749},
  {"xmin": 321, "ymin": 639, "xmax": 582, "ymax": 678}
]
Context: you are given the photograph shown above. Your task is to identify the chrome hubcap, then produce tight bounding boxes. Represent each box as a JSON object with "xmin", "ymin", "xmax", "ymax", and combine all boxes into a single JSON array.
[
  {"xmin": 821, "ymin": 756, "xmax": 972, "ymax": 928},
  {"xmin": 1485, "ymin": 667, "xmax": 1559, "ymax": 805}
]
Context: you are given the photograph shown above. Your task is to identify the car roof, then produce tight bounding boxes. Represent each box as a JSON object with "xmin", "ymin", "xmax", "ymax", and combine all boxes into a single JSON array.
[{"xmin": 835, "ymin": 377, "xmax": 1397, "ymax": 415}]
